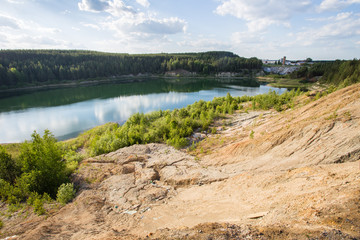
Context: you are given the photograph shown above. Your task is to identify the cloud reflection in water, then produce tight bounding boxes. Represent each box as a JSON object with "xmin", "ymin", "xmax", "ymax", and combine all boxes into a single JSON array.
[
  {"xmin": 0, "ymin": 92, "xmax": 189, "ymax": 143},
  {"xmin": 0, "ymin": 85, "xmax": 286, "ymax": 143}
]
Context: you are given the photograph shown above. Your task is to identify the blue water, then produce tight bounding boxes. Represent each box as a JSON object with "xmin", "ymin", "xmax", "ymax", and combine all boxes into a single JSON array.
[{"xmin": 0, "ymin": 78, "xmax": 286, "ymax": 143}]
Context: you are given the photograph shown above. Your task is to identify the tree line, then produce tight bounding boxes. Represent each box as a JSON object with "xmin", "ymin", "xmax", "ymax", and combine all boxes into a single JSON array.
[
  {"xmin": 289, "ymin": 59, "xmax": 360, "ymax": 87},
  {"xmin": 0, "ymin": 50, "xmax": 263, "ymax": 88}
]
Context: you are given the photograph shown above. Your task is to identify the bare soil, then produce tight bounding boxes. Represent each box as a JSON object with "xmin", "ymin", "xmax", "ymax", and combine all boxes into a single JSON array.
[{"xmin": 1, "ymin": 84, "xmax": 360, "ymax": 240}]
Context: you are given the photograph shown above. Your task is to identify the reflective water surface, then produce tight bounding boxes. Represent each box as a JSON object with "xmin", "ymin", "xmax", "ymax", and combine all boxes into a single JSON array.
[{"xmin": 0, "ymin": 78, "xmax": 286, "ymax": 143}]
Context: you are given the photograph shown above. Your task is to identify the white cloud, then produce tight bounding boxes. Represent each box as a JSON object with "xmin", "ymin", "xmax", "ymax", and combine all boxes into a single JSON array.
[
  {"xmin": 82, "ymin": 23, "xmax": 101, "ymax": 30},
  {"xmin": 231, "ymin": 31, "xmax": 264, "ymax": 45},
  {"xmin": 61, "ymin": 10, "xmax": 72, "ymax": 15},
  {"xmin": 105, "ymin": 0, "xmax": 137, "ymax": 16},
  {"xmin": 0, "ymin": 14, "xmax": 70, "ymax": 49},
  {"xmin": 295, "ymin": 12, "xmax": 360, "ymax": 45},
  {"xmin": 178, "ymin": 37, "xmax": 231, "ymax": 52},
  {"xmin": 78, "ymin": 0, "xmax": 186, "ymax": 37},
  {"xmin": 0, "ymin": 14, "xmax": 60, "ymax": 34},
  {"xmin": 78, "ymin": 0, "xmax": 136, "ymax": 15},
  {"xmin": 136, "ymin": 0, "xmax": 150, "ymax": 8},
  {"xmin": 105, "ymin": 15, "xmax": 186, "ymax": 36},
  {"xmin": 0, "ymin": 33, "xmax": 8, "ymax": 43},
  {"xmin": 0, "ymin": 15, "xmax": 20, "ymax": 29},
  {"xmin": 93, "ymin": 35, "xmax": 172, "ymax": 53},
  {"xmin": 78, "ymin": 0, "xmax": 109, "ymax": 12},
  {"xmin": 2, "ymin": 32, "xmax": 72, "ymax": 49},
  {"xmin": 318, "ymin": 0, "xmax": 360, "ymax": 12},
  {"xmin": 6, "ymin": 0, "xmax": 24, "ymax": 4},
  {"xmin": 215, "ymin": 0, "xmax": 312, "ymax": 32}
]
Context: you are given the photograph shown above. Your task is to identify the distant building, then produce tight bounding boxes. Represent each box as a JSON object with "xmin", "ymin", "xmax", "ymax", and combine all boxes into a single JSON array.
[
  {"xmin": 282, "ymin": 56, "xmax": 286, "ymax": 65},
  {"xmin": 262, "ymin": 59, "xmax": 277, "ymax": 65}
]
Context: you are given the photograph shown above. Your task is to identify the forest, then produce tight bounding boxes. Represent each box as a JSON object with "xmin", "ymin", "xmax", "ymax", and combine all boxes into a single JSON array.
[
  {"xmin": 289, "ymin": 59, "xmax": 360, "ymax": 87},
  {"xmin": 0, "ymin": 50, "xmax": 263, "ymax": 88}
]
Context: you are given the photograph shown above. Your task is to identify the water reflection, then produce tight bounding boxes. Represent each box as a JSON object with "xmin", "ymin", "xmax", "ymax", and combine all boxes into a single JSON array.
[
  {"xmin": 0, "ymin": 78, "xmax": 259, "ymax": 112},
  {"xmin": 0, "ymin": 78, "xmax": 286, "ymax": 143}
]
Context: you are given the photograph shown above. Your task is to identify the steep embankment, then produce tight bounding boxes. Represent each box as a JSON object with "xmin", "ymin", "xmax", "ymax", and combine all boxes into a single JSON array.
[{"xmin": 2, "ymin": 84, "xmax": 360, "ymax": 240}]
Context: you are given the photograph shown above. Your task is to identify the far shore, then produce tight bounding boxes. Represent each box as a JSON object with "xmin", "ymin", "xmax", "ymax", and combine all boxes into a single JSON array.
[
  {"xmin": 0, "ymin": 72, "xmax": 260, "ymax": 95},
  {"xmin": 0, "ymin": 75, "xmax": 159, "ymax": 94}
]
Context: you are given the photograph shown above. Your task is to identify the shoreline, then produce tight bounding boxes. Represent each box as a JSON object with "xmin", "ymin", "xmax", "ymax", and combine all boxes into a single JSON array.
[
  {"xmin": 257, "ymin": 76, "xmax": 311, "ymax": 89},
  {"xmin": 0, "ymin": 72, "xmax": 261, "ymax": 95},
  {"xmin": 0, "ymin": 75, "xmax": 159, "ymax": 94}
]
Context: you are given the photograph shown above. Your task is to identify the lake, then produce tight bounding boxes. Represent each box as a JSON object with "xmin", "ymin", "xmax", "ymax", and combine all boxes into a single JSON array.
[{"xmin": 0, "ymin": 77, "xmax": 286, "ymax": 143}]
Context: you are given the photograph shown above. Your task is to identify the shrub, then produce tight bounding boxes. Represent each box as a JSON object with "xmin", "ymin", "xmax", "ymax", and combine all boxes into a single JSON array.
[
  {"xmin": 27, "ymin": 192, "xmax": 52, "ymax": 215},
  {"xmin": 33, "ymin": 197, "xmax": 46, "ymax": 215},
  {"xmin": 56, "ymin": 183, "xmax": 76, "ymax": 205},
  {"xmin": 19, "ymin": 130, "xmax": 68, "ymax": 198},
  {"xmin": 211, "ymin": 127, "xmax": 217, "ymax": 134}
]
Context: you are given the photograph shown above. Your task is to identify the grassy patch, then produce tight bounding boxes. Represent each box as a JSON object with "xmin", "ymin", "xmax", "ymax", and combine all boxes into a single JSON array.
[
  {"xmin": 0, "ymin": 143, "xmax": 22, "ymax": 159},
  {"xmin": 269, "ymin": 78, "xmax": 310, "ymax": 89},
  {"xmin": 249, "ymin": 130, "xmax": 255, "ymax": 139}
]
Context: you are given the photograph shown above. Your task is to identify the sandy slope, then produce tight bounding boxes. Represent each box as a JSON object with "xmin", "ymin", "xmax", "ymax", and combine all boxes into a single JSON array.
[{"xmin": 1, "ymin": 84, "xmax": 360, "ymax": 240}]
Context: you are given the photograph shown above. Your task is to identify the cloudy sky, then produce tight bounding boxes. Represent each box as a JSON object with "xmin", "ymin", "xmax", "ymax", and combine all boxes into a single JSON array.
[{"xmin": 0, "ymin": 0, "xmax": 360, "ymax": 60}]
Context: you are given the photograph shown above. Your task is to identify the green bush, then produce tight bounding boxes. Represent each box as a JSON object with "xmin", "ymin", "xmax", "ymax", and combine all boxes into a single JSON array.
[
  {"xmin": 19, "ymin": 130, "xmax": 68, "ymax": 198},
  {"xmin": 27, "ymin": 192, "xmax": 51, "ymax": 215},
  {"xmin": 33, "ymin": 197, "xmax": 46, "ymax": 215},
  {"xmin": 63, "ymin": 150, "xmax": 85, "ymax": 172},
  {"xmin": 0, "ymin": 130, "xmax": 72, "ymax": 207},
  {"xmin": 56, "ymin": 183, "xmax": 76, "ymax": 205}
]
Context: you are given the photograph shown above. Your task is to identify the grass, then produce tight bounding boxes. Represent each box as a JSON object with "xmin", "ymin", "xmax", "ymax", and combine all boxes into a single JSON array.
[
  {"xmin": 325, "ymin": 111, "xmax": 338, "ymax": 120},
  {"xmin": 249, "ymin": 130, "xmax": 255, "ymax": 139},
  {"xmin": 258, "ymin": 76, "xmax": 311, "ymax": 89},
  {"xmin": 1, "ymin": 143, "xmax": 22, "ymax": 159}
]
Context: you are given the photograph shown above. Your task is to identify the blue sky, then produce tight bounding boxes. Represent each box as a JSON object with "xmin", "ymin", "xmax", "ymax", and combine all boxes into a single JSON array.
[{"xmin": 0, "ymin": 0, "xmax": 360, "ymax": 60}]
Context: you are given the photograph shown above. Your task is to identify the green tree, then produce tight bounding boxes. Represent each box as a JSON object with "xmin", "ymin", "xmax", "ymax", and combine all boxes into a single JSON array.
[{"xmin": 19, "ymin": 130, "xmax": 68, "ymax": 198}]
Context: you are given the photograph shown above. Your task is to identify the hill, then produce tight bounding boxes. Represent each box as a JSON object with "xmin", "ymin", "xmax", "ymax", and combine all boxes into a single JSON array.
[{"xmin": 1, "ymin": 83, "xmax": 359, "ymax": 239}]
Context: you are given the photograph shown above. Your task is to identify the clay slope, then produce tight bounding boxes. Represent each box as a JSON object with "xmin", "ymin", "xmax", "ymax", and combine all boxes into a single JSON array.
[
  {"xmin": 203, "ymin": 83, "xmax": 360, "ymax": 170},
  {"xmin": 4, "ymin": 84, "xmax": 360, "ymax": 240}
]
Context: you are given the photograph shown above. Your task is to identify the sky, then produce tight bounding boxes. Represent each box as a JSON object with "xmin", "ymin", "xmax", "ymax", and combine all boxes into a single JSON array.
[{"xmin": 0, "ymin": 0, "xmax": 360, "ymax": 60}]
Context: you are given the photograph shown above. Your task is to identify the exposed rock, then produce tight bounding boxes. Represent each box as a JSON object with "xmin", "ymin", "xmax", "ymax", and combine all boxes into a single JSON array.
[{"xmin": 122, "ymin": 164, "xmax": 135, "ymax": 174}]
